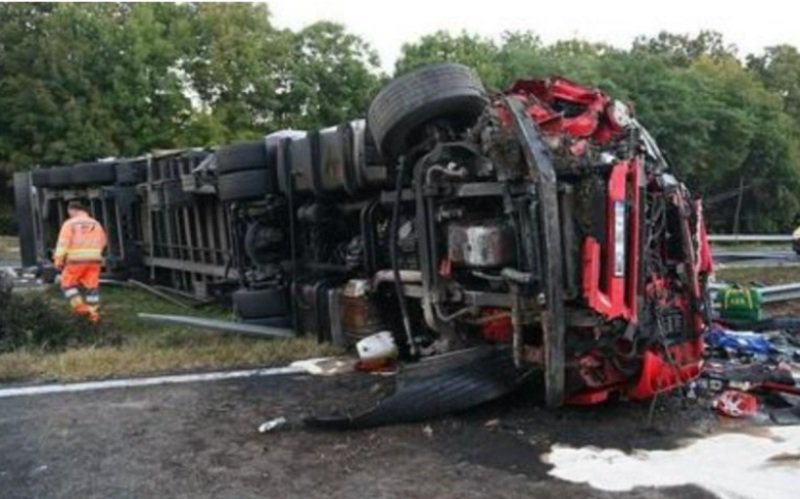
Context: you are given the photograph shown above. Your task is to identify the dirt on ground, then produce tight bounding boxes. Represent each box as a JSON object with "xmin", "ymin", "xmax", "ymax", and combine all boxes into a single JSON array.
[{"xmin": 0, "ymin": 372, "xmax": 719, "ymax": 499}]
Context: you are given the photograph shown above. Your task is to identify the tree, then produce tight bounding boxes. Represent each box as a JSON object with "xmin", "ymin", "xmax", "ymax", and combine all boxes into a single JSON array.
[
  {"xmin": 747, "ymin": 45, "xmax": 800, "ymax": 124},
  {"xmin": 274, "ymin": 21, "xmax": 382, "ymax": 130},
  {"xmin": 632, "ymin": 30, "xmax": 738, "ymax": 66},
  {"xmin": 0, "ymin": 3, "xmax": 382, "ymax": 169},
  {"xmin": 179, "ymin": 2, "xmax": 293, "ymax": 144},
  {"xmin": 0, "ymin": 3, "xmax": 192, "ymax": 171},
  {"xmin": 396, "ymin": 31, "xmax": 503, "ymax": 88}
]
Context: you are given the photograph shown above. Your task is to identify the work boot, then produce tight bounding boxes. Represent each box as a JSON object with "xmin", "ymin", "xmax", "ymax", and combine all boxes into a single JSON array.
[{"xmin": 72, "ymin": 302, "xmax": 91, "ymax": 317}]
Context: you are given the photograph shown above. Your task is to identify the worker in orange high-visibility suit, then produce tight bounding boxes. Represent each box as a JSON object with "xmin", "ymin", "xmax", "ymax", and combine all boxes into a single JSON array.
[{"xmin": 53, "ymin": 200, "xmax": 107, "ymax": 323}]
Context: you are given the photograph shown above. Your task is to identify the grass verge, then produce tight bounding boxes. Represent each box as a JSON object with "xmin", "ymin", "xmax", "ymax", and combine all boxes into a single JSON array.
[
  {"xmin": 0, "ymin": 285, "xmax": 341, "ymax": 383},
  {"xmin": 0, "ymin": 235, "xmax": 19, "ymax": 262}
]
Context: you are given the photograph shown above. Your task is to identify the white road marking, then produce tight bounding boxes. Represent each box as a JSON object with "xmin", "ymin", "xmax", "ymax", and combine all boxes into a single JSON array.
[{"xmin": 0, "ymin": 366, "xmax": 306, "ymax": 399}]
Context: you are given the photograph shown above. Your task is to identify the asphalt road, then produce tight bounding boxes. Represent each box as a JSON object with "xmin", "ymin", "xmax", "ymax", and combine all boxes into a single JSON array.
[{"xmin": 0, "ymin": 372, "xmax": 717, "ymax": 499}]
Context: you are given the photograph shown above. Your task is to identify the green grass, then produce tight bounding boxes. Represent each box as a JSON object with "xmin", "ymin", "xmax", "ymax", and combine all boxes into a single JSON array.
[
  {"xmin": 0, "ymin": 235, "xmax": 19, "ymax": 261},
  {"xmin": 0, "ymin": 285, "xmax": 341, "ymax": 383}
]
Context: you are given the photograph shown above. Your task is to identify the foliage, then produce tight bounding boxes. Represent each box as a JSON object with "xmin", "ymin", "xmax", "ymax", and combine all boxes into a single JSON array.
[
  {"xmin": 1, "ymin": 3, "xmax": 800, "ymax": 233},
  {"xmin": 0, "ymin": 2, "xmax": 382, "ymax": 171},
  {"xmin": 0, "ymin": 281, "xmax": 93, "ymax": 352}
]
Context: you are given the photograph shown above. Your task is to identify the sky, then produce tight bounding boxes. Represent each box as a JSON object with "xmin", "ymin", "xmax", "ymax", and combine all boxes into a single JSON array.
[{"xmin": 267, "ymin": 0, "xmax": 800, "ymax": 72}]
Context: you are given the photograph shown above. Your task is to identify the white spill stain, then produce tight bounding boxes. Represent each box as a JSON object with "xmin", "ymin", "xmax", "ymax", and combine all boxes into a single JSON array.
[
  {"xmin": 290, "ymin": 356, "xmax": 357, "ymax": 376},
  {"xmin": 544, "ymin": 426, "xmax": 800, "ymax": 499}
]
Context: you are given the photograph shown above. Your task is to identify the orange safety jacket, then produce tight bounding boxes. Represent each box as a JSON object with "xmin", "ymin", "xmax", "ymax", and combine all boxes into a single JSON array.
[{"xmin": 53, "ymin": 212, "xmax": 107, "ymax": 267}]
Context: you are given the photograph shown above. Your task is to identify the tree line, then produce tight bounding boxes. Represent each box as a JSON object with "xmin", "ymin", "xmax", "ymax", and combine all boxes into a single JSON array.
[{"xmin": 1, "ymin": 3, "xmax": 799, "ymax": 233}]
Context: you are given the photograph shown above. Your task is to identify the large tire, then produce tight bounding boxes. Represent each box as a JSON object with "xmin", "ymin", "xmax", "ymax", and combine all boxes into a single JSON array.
[
  {"xmin": 70, "ymin": 161, "xmax": 116, "ymax": 185},
  {"xmin": 13, "ymin": 172, "xmax": 37, "ymax": 267},
  {"xmin": 31, "ymin": 167, "xmax": 73, "ymax": 188},
  {"xmin": 233, "ymin": 287, "xmax": 289, "ymax": 319},
  {"xmin": 217, "ymin": 169, "xmax": 272, "ymax": 202},
  {"xmin": 115, "ymin": 161, "xmax": 146, "ymax": 186},
  {"xmin": 367, "ymin": 63, "xmax": 488, "ymax": 160},
  {"xmin": 49, "ymin": 167, "xmax": 75, "ymax": 187},
  {"xmin": 216, "ymin": 141, "xmax": 269, "ymax": 174},
  {"xmin": 30, "ymin": 169, "xmax": 50, "ymax": 188}
]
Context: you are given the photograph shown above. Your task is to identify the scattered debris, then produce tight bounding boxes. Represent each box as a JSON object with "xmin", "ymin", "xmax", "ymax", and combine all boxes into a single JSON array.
[
  {"xmin": 699, "ymin": 307, "xmax": 800, "ymax": 423},
  {"xmin": 258, "ymin": 417, "xmax": 288, "ymax": 433},
  {"xmin": 137, "ymin": 313, "xmax": 295, "ymax": 339},
  {"xmin": 290, "ymin": 357, "xmax": 357, "ymax": 376},
  {"xmin": 712, "ymin": 390, "xmax": 759, "ymax": 418},
  {"xmin": 715, "ymin": 284, "xmax": 762, "ymax": 321},
  {"xmin": 355, "ymin": 331, "xmax": 398, "ymax": 372},
  {"xmin": 705, "ymin": 326, "xmax": 776, "ymax": 358},
  {"xmin": 305, "ymin": 347, "xmax": 525, "ymax": 429}
]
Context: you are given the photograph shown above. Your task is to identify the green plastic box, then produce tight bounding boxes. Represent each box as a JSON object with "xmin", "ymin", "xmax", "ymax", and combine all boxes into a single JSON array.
[{"xmin": 716, "ymin": 285, "xmax": 763, "ymax": 321}]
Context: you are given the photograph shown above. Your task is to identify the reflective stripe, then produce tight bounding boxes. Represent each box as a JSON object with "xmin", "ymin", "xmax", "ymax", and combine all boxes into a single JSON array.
[
  {"xmin": 66, "ymin": 249, "xmax": 103, "ymax": 261},
  {"xmin": 85, "ymin": 292, "xmax": 100, "ymax": 304},
  {"xmin": 55, "ymin": 214, "xmax": 107, "ymax": 266},
  {"xmin": 63, "ymin": 287, "xmax": 80, "ymax": 299}
]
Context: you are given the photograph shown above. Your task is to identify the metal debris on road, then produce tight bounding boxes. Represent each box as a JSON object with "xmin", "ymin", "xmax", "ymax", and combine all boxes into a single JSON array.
[
  {"xmin": 258, "ymin": 417, "xmax": 288, "ymax": 433},
  {"xmin": 137, "ymin": 313, "xmax": 295, "ymax": 339}
]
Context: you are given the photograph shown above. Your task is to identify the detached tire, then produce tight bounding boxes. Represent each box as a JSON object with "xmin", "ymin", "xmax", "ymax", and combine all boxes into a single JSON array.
[
  {"xmin": 217, "ymin": 169, "xmax": 272, "ymax": 202},
  {"xmin": 367, "ymin": 63, "xmax": 488, "ymax": 160},
  {"xmin": 216, "ymin": 141, "xmax": 269, "ymax": 174},
  {"xmin": 233, "ymin": 287, "xmax": 289, "ymax": 319}
]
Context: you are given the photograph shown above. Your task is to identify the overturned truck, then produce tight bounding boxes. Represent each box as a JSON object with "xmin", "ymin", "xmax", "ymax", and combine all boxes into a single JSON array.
[{"xmin": 14, "ymin": 63, "xmax": 713, "ymax": 410}]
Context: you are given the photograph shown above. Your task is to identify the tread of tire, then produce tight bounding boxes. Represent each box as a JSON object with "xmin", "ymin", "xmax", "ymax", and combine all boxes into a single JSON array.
[
  {"xmin": 216, "ymin": 141, "xmax": 269, "ymax": 174},
  {"xmin": 367, "ymin": 63, "xmax": 487, "ymax": 159},
  {"xmin": 217, "ymin": 169, "xmax": 271, "ymax": 202}
]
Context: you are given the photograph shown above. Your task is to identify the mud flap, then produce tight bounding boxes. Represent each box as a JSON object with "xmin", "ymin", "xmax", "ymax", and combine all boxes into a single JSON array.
[{"xmin": 306, "ymin": 347, "xmax": 528, "ymax": 429}]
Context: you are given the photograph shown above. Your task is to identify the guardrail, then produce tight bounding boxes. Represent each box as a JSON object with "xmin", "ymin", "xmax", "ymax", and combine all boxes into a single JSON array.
[{"xmin": 709, "ymin": 234, "xmax": 793, "ymax": 243}]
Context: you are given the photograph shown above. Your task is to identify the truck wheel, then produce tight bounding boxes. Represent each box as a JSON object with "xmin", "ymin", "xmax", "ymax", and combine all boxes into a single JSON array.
[
  {"xmin": 216, "ymin": 141, "xmax": 269, "ymax": 174},
  {"xmin": 367, "ymin": 62, "xmax": 488, "ymax": 160},
  {"xmin": 32, "ymin": 167, "xmax": 73, "ymax": 188},
  {"xmin": 48, "ymin": 167, "xmax": 75, "ymax": 187},
  {"xmin": 217, "ymin": 169, "xmax": 272, "ymax": 202},
  {"xmin": 70, "ymin": 161, "xmax": 117, "ymax": 185},
  {"xmin": 13, "ymin": 172, "xmax": 37, "ymax": 267},
  {"xmin": 30, "ymin": 169, "xmax": 52, "ymax": 188},
  {"xmin": 233, "ymin": 287, "xmax": 289, "ymax": 319}
]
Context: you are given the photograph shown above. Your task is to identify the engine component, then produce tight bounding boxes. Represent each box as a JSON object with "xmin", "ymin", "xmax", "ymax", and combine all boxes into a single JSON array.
[{"xmin": 447, "ymin": 220, "xmax": 515, "ymax": 268}]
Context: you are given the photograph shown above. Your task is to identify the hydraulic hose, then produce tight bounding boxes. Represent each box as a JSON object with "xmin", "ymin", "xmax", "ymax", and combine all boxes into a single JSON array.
[{"xmin": 390, "ymin": 159, "xmax": 417, "ymax": 356}]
